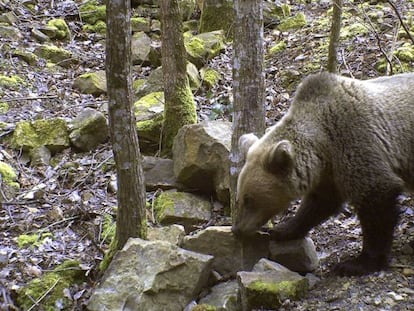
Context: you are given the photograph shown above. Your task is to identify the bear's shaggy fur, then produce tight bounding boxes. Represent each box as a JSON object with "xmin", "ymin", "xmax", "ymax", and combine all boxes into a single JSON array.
[{"xmin": 232, "ymin": 72, "xmax": 414, "ymax": 275}]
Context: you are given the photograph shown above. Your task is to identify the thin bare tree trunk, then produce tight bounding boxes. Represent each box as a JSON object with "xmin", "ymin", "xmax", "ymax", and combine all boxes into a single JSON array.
[
  {"xmin": 231, "ymin": 0, "xmax": 265, "ymax": 217},
  {"xmin": 106, "ymin": 0, "xmax": 147, "ymax": 249},
  {"xmin": 327, "ymin": 0, "xmax": 342, "ymax": 73},
  {"xmin": 160, "ymin": 0, "xmax": 197, "ymax": 155}
]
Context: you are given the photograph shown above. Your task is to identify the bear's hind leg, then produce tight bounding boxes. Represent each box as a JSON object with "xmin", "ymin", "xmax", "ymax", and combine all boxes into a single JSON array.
[{"xmin": 335, "ymin": 192, "xmax": 400, "ymax": 276}]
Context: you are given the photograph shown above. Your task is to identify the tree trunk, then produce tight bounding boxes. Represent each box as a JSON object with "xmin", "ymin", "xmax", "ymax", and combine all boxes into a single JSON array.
[
  {"xmin": 160, "ymin": 0, "xmax": 197, "ymax": 155},
  {"xmin": 231, "ymin": 0, "xmax": 265, "ymax": 217},
  {"xmin": 327, "ymin": 0, "xmax": 342, "ymax": 73},
  {"xmin": 106, "ymin": 0, "xmax": 147, "ymax": 249}
]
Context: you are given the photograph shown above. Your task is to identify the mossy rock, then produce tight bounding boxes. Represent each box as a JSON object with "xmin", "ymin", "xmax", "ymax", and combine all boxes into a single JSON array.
[
  {"xmin": 268, "ymin": 41, "xmax": 287, "ymax": 55},
  {"xmin": 131, "ymin": 17, "xmax": 151, "ymax": 32},
  {"xmin": 12, "ymin": 49, "xmax": 39, "ymax": 65},
  {"xmin": 0, "ymin": 74, "xmax": 26, "ymax": 91},
  {"xmin": 83, "ymin": 20, "xmax": 106, "ymax": 34},
  {"xmin": 80, "ymin": 0, "xmax": 106, "ymax": 25},
  {"xmin": 184, "ymin": 30, "xmax": 226, "ymax": 68},
  {"xmin": 134, "ymin": 92, "xmax": 165, "ymax": 152},
  {"xmin": 340, "ymin": 22, "xmax": 369, "ymax": 39},
  {"xmin": 73, "ymin": 70, "xmax": 107, "ymax": 96},
  {"xmin": 0, "ymin": 102, "xmax": 9, "ymax": 113},
  {"xmin": 34, "ymin": 44, "xmax": 78, "ymax": 67},
  {"xmin": 277, "ymin": 13, "xmax": 307, "ymax": 32},
  {"xmin": 394, "ymin": 45, "xmax": 414, "ymax": 62},
  {"xmin": 12, "ymin": 118, "xmax": 70, "ymax": 153},
  {"xmin": 200, "ymin": 67, "xmax": 221, "ymax": 88},
  {"xmin": 0, "ymin": 161, "xmax": 19, "ymax": 189},
  {"xmin": 17, "ymin": 232, "xmax": 53, "ymax": 248},
  {"xmin": 47, "ymin": 18, "xmax": 70, "ymax": 40},
  {"xmin": 17, "ymin": 260, "xmax": 86, "ymax": 311}
]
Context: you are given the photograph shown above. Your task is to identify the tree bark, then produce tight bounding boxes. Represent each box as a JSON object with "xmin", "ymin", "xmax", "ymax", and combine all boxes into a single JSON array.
[
  {"xmin": 327, "ymin": 0, "xmax": 342, "ymax": 73},
  {"xmin": 231, "ymin": 0, "xmax": 265, "ymax": 216},
  {"xmin": 160, "ymin": 0, "xmax": 197, "ymax": 155},
  {"xmin": 106, "ymin": 0, "xmax": 147, "ymax": 249}
]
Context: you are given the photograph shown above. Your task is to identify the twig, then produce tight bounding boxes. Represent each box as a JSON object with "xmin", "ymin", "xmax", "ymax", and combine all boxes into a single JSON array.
[
  {"xmin": 2, "ymin": 95, "xmax": 58, "ymax": 102},
  {"xmin": 27, "ymin": 278, "xmax": 60, "ymax": 311},
  {"xmin": 386, "ymin": 0, "xmax": 414, "ymax": 45}
]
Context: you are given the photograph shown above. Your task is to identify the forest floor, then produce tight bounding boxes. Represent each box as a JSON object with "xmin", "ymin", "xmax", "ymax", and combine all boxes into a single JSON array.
[{"xmin": 1, "ymin": 0, "xmax": 413, "ymax": 310}]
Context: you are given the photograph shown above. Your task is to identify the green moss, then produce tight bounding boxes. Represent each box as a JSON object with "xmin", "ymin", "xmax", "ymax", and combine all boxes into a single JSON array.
[
  {"xmin": 99, "ymin": 234, "xmax": 117, "ymax": 272},
  {"xmin": 340, "ymin": 22, "xmax": 369, "ymax": 39},
  {"xmin": 277, "ymin": 13, "xmax": 307, "ymax": 32},
  {"xmin": 200, "ymin": 67, "xmax": 221, "ymax": 88},
  {"xmin": 131, "ymin": 17, "xmax": 150, "ymax": 32},
  {"xmin": 102, "ymin": 214, "xmax": 116, "ymax": 243},
  {"xmin": 0, "ymin": 74, "xmax": 26, "ymax": 90},
  {"xmin": 34, "ymin": 44, "xmax": 73, "ymax": 64},
  {"xmin": 13, "ymin": 49, "xmax": 39, "ymax": 65},
  {"xmin": 0, "ymin": 102, "xmax": 9, "ymax": 113},
  {"xmin": 184, "ymin": 30, "xmax": 226, "ymax": 67},
  {"xmin": 246, "ymin": 278, "xmax": 308, "ymax": 309},
  {"xmin": 0, "ymin": 161, "xmax": 19, "ymax": 189},
  {"xmin": 17, "ymin": 260, "xmax": 85, "ymax": 311},
  {"xmin": 395, "ymin": 45, "xmax": 414, "ymax": 62},
  {"xmin": 133, "ymin": 79, "xmax": 146, "ymax": 92},
  {"xmin": 80, "ymin": 0, "xmax": 106, "ymax": 25},
  {"xmin": 83, "ymin": 20, "xmax": 106, "ymax": 34},
  {"xmin": 153, "ymin": 192, "xmax": 180, "ymax": 222},
  {"xmin": 162, "ymin": 83, "xmax": 197, "ymax": 154},
  {"xmin": 11, "ymin": 118, "xmax": 69, "ymax": 152},
  {"xmin": 17, "ymin": 232, "xmax": 53, "ymax": 248},
  {"xmin": 269, "ymin": 41, "xmax": 287, "ymax": 55},
  {"xmin": 47, "ymin": 18, "xmax": 70, "ymax": 39},
  {"xmin": 193, "ymin": 304, "xmax": 217, "ymax": 311},
  {"xmin": 135, "ymin": 91, "xmax": 165, "ymax": 109}
]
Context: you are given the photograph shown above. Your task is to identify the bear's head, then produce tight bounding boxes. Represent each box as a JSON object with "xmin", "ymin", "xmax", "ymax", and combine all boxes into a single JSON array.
[{"xmin": 232, "ymin": 133, "xmax": 297, "ymax": 237}]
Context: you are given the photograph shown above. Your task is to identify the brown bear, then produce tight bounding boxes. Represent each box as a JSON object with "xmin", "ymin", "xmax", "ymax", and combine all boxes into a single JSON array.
[{"xmin": 232, "ymin": 72, "xmax": 414, "ymax": 276}]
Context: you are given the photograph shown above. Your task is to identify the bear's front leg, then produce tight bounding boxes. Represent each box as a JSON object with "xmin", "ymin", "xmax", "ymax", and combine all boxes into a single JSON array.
[
  {"xmin": 334, "ymin": 193, "xmax": 399, "ymax": 276},
  {"xmin": 270, "ymin": 186, "xmax": 344, "ymax": 241}
]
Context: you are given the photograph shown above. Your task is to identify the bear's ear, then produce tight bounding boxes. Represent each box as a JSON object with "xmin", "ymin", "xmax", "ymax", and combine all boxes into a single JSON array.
[
  {"xmin": 239, "ymin": 133, "xmax": 259, "ymax": 157},
  {"xmin": 265, "ymin": 140, "xmax": 293, "ymax": 175}
]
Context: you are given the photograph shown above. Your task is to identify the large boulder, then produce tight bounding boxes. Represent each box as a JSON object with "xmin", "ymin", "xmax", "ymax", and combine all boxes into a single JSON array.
[
  {"xmin": 184, "ymin": 30, "xmax": 226, "ymax": 68},
  {"xmin": 181, "ymin": 226, "xmax": 269, "ymax": 275},
  {"xmin": 11, "ymin": 118, "xmax": 69, "ymax": 153},
  {"xmin": 143, "ymin": 156, "xmax": 183, "ymax": 191},
  {"xmin": 132, "ymin": 31, "xmax": 152, "ymax": 65},
  {"xmin": 172, "ymin": 120, "xmax": 232, "ymax": 205},
  {"xmin": 88, "ymin": 238, "xmax": 213, "ymax": 311}
]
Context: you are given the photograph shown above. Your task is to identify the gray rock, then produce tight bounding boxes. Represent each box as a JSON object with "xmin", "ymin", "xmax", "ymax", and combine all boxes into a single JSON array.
[
  {"xmin": 269, "ymin": 236, "xmax": 319, "ymax": 273},
  {"xmin": 73, "ymin": 71, "xmax": 107, "ymax": 96},
  {"xmin": 173, "ymin": 120, "xmax": 232, "ymax": 205},
  {"xmin": 199, "ymin": 0, "xmax": 234, "ymax": 36},
  {"xmin": 237, "ymin": 270, "xmax": 308, "ymax": 311},
  {"xmin": 69, "ymin": 108, "xmax": 109, "ymax": 152},
  {"xmin": 0, "ymin": 24, "xmax": 22, "ymax": 40},
  {"xmin": 181, "ymin": 226, "xmax": 269, "ymax": 275},
  {"xmin": 153, "ymin": 191, "xmax": 212, "ymax": 232},
  {"xmin": 135, "ymin": 66, "xmax": 164, "ymax": 99},
  {"xmin": 199, "ymin": 280, "xmax": 239, "ymax": 311},
  {"xmin": 147, "ymin": 224, "xmax": 186, "ymax": 245},
  {"xmin": 132, "ymin": 31, "xmax": 152, "ymax": 65},
  {"xmin": 252, "ymin": 258, "xmax": 292, "ymax": 273},
  {"xmin": 143, "ymin": 156, "xmax": 183, "ymax": 191},
  {"xmin": 88, "ymin": 238, "xmax": 213, "ymax": 311},
  {"xmin": 29, "ymin": 146, "xmax": 51, "ymax": 167}
]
